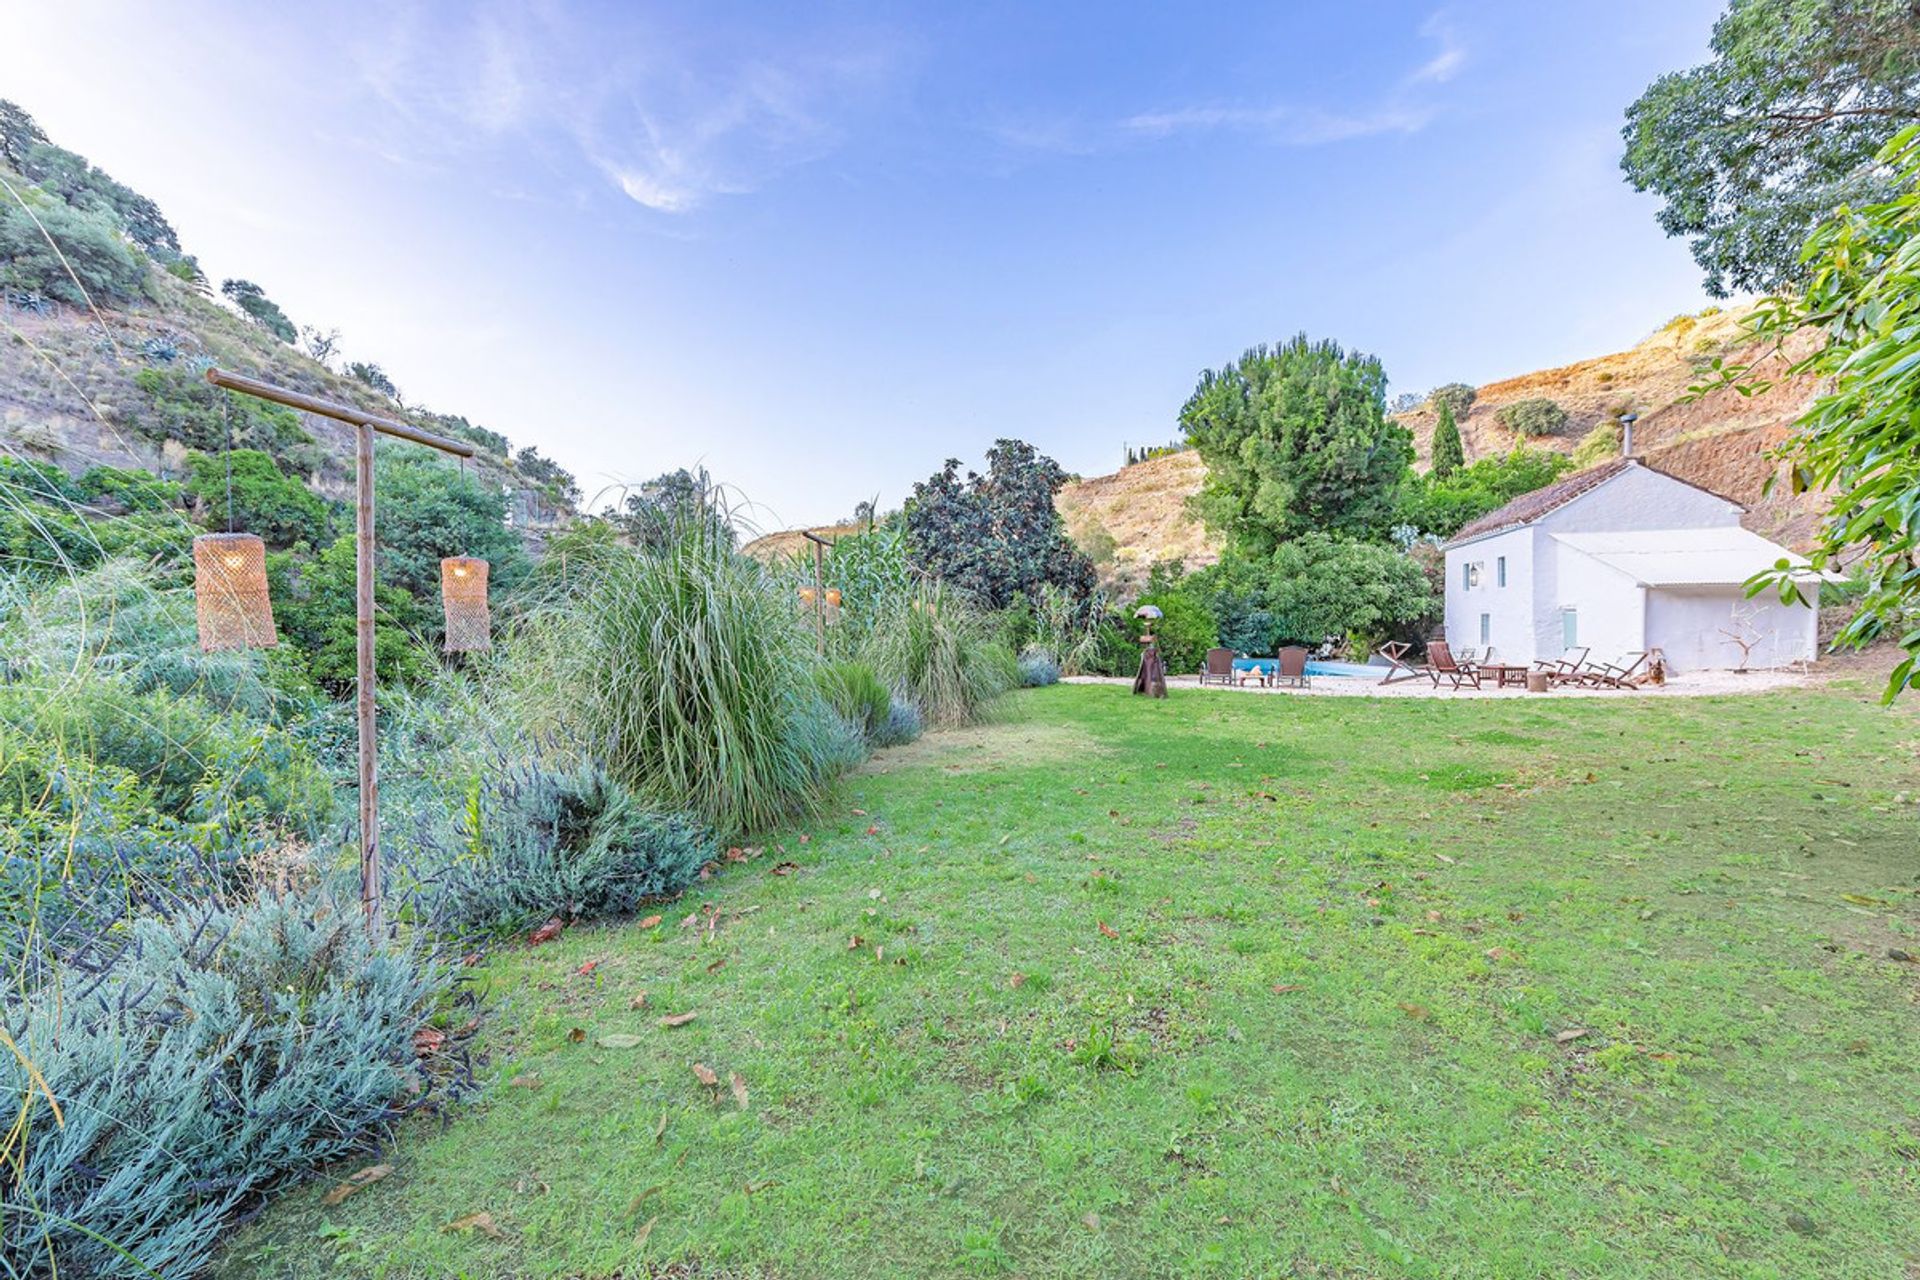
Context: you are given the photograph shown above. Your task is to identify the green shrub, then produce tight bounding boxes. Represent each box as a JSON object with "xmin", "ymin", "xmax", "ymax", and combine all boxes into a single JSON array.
[
  {"xmin": 412, "ymin": 760, "xmax": 713, "ymax": 934},
  {"xmin": 818, "ymin": 661, "xmax": 892, "ymax": 739},
  {"xmin": 1429, "ymin": 382, "xmax": 1477, "ymax": 419},
  {"xmin": 183, "ymin": 448, "xmax": 332, "ymax": 548},
  {"xmin": 870, "ymin": 695, "xmax": 923, "ymax": 747},
  {"xmin": 1018, "ymin": 647, "xmax": 1061, "ymax": 686},
  {"xmin": 1495, "ymin": 397, "xmax": 1569, "ymax": 437},
  {"xmin": 1266, "ymin": 533, "xmax": 1434, "ymax": 651},
  {"xmin": 1573, "ymin": 420, "xmax": 1624, "ymax": 468},
  {"xmin": 857, "ymin": 578, "xmax": 1016, "ymax": 726},
  {"xmin": 2, "ymin": 889, "xmax": 443, "ymax": 1279},
  {"xmin": 515, "ymin": 514, "xmax": 850, "ymax": 835},
  {"xmin": 132, "ymin": 368, "xmax": 319, "ymax": 470},
  {"xmin": 0, "ymin": 197, "xmax": 144, "ymax": 303},
  {"xmin": 1132, "ymin": 584, "xmax": 1217, "ymax": 675},
  {"xmin": 221, "ymin": 278, "xmax": 297, "ymax": 344}
]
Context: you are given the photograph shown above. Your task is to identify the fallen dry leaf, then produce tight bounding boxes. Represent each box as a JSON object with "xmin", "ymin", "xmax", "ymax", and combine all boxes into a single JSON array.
[
  {"xmin": 629, "ymin": 991, "xmax": 650, "ymax": 1010},
  {"xmin": 692, "ymin": 1062, "xmax": 719, "ymax": 1088},
  {"xmin": 528, "ymin": 918, "xmax": 564, "ymax": 946},
  {"xmin": 706, "ymin": 958, "xmax": 727, "ymax": 974},
  {"xmin": 1082, "ymin": 1211, "xmax": 1102, "ymax": 1231},
  {"xmin": 322, "ymin": 1164, "xmax": 392, "ymax": 1206},
  {"xmin": 1097, "ymin": 921, "xmax": 1120, "ymax": 940},
  {"xmin": 866, "ymin": 825, "xmax": 880, "ymax": 836},
  {"xmin": 771, "ymin": 862, "xmax": 799, "ymax": 876},
  {"xmin": 1555, "ymin": 1028, "xmax": 1590, "ymax": 1043},
  {"xmin": 744, "ymin": 1178, "xmax": 778, "ymax": 1194},
  {"xmin": 847, "ymin": 935, "xmax": 866, "ymax": 950},
  {"xmin": 627, "ymin": 1185, "xmax": 663, "ymax": 1214},
  {"xmin": 412, "ymin": 1027, "xmax": 446, "ymax": 1057},
  {"xmin": 576, "ymin": 959, "xmax": 599, "ymax": 976},
  {"xmin": 598, "ymin": 1033, "xmax": 646, "ymax": 1049},
  {"xmin": 639, "ymin": 914, "xmax": 663, "ymax": 929},
  {"xmin": 444, "ymin": 1211, "xmax": 507, "ymax": 1240},
  {"xmin": 510, "ymin": 1074, "xmax": 542, "ymax": 1090},
  {"xmin": 461, "ymin": 951, "xmax": 485, "ymax": 967},
  {"xmin": 1399, "ymin": 1002, "xmax": 1431, "ymax": 1021},
  {"xmin": 1009, "ymin": 972, "xmax": 1027, "ymax": 989},
  {"xmin": 729, "ymin": 1071, "xmax": 749, "ymax": 1109},
  {"xmin": 1484, "ymin": 947, "xmax": 1518, "ymax": 962},
  {"xmin": 798, "ymin": 833, "xmax": 810, "ymax": 844},
  {"xmin": 566, "ymin": 1027, "xmax": 586, "ymax": 1043},
  {"xmin": 659, "ymin": 1011, "xmax": 698, "ymax": 1028},
  {"xmin": 633, "ymin": 1215, "xmax": 659, "ymax": 1247},
  {"xmin": 1272, "ymin": 983, "xmax": 1305, "ymax": 994},
  {"xmin": 852, "ymin": 808, "xmax": 868, "ymax": 816}
]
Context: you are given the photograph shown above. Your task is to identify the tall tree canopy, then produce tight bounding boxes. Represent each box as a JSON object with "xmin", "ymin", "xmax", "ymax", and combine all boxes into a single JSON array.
[
  {"xmin": 1181, "ymin": 334, "xmax": 1412, "ymax": 553},
  {"xmin": 1622, "ymin": 0, "xmax": 1920, "ymax": 296},
  {"xmin": 1430, "ymin": 402, "xmax": 1464, "ymax": 479},
  {"xmin": 904, "ymin": 439, "xmax": 1094, "ymax": 610}
]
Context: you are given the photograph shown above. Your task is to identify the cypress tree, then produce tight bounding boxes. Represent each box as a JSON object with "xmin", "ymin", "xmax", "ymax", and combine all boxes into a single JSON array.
[{"xmin": 1431, "ymin": 401, "xmax": 1464, "ymax": 479}]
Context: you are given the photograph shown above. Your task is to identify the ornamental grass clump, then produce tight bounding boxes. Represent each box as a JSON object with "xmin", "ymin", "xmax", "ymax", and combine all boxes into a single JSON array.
[{"xmin": 513, "ymin": 510, "xmax": 849, "ymax": 835}]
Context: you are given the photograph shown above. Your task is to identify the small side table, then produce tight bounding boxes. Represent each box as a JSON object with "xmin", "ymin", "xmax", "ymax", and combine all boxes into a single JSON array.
[{"xmin": 1478, "ymin": 664, "xmax": 1528, "ymax": 689}]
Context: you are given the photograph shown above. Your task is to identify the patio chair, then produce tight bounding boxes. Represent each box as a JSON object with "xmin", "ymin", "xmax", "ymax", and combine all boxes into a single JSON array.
[
  {"xmin": 1425, "ymin": 640, "xmax": 1481, "ymax": 691},
  {"xmin": 1532, "ymin": 646, "xmax": 1592, "ymax": 686},
  {"xmin": 1378, "ymin": 641, "xmax": 1426, "ymax": 685},
  {"xmin": 1272, "ymin": 646, "xmax": 1310, "ymax": 689},
  {"xmin": 1584, "ymin": 651, "xmax": 1650, "ymax": 689},
  {"xmin": 1199, "ymin": 647, "xmax": 1236, "ymax": 686}
]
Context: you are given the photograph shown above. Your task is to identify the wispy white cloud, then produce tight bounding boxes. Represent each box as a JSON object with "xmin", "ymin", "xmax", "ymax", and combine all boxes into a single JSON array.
[
  {"xmin": 347, "ymin": 4, "xmax": 909, "ymax": 214},
  {"xmin": 1011, "ymin": 9, "xmax": 1466, "ymax": 152}
]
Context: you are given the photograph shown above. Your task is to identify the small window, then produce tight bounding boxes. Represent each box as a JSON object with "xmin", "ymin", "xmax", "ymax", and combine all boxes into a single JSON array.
[
  {"xmin": 1562, "ymin": 608, "xmax": 1578, "ymax": 649},
  {"xmin": 1461, "ymin": 562, "xmax": 1471, "ymax": 590},
  {"xmin": 1496, "ymin": 556, "xmax": 1507, "ymax": 587},
  {"xmin": 1479, "ymin": 613, "xmax": 1490, "ymax": 645}
]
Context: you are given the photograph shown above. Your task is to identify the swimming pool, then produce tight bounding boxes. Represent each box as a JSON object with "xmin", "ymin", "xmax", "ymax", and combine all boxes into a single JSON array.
[{"xmin": 1230, "ymin": 657, "xmax": 1385, "ymax": 681}]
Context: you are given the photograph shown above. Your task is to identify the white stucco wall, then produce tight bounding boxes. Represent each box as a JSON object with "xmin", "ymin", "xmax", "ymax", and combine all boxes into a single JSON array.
[
  {"xmin": 1645, "ymin": 587, "xmax": 1817, "ymax": 672},
  {"xmin": 1443, "ymin": 525, "xmax": 1534, "ymax": 663},
  {"xmin": 1550, "ymin": 543, "xmax": 1646, "ymax": 665}
]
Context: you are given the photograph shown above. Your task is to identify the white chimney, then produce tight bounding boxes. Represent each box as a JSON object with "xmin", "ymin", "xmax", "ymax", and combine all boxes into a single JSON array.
[{"xmin": 1619, "ymin": 412, "xmax": 1638, "ymax": 457}]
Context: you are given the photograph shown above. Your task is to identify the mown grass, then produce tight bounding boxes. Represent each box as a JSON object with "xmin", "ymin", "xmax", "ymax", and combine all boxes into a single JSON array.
[{"xmin": 223, "ymin": 681, "xmax": 1920, "ymax": 1279}]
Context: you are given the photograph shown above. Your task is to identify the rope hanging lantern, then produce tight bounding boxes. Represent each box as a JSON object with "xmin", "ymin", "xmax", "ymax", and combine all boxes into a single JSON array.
[
  {"xmin": 193, "ymin": 532, "xmax": 278, "ymax": 651},
  {"xmin": 440, "ymin": 555, "xmax": 491, "ymax": 652}
]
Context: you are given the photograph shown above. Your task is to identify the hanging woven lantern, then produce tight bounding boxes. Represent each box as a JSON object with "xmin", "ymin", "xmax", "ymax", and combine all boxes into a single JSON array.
[
  {"xmin": 193, "ymin": 532, "xmax": 277, "ymax": 652},
  {"xmin": 824, "ymin": 587, "xmax": 842, "ymax": 608},
  {"xmin": 798, "ymin": 585, "xmax": 818, "ymax": 606},
  {"xmin": 440, "ymin": 556, "xmax": 491, "ymax": 652}
]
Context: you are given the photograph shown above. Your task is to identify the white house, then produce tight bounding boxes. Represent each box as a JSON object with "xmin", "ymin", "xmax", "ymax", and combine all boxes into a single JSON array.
[{"xmin": 1442, "ymin": 457, "xmax": 1819, "ymax": 673}]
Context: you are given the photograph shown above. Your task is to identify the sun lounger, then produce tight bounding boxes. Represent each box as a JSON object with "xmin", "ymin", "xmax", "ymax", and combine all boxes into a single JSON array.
[
  {"xmin": 1378, "ymin": 641, "xmax": 1426, "ymax": 685},
  {"xmin": 1531, "ymin": 646, "xmax": 1591, "ymax": 686},
  {"xmin": 1584, "ymin": 651, "xmax": 1650, "ymax": 689}
]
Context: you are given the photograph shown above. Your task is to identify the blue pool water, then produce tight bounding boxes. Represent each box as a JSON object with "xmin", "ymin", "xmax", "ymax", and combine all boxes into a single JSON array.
[{"xmin": 1231, "ymin": 657, "xmax": 1384, "ymax": 681}]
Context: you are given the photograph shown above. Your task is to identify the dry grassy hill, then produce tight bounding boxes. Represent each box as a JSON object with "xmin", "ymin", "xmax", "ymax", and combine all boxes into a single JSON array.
[{"xmin": 1053, "ymin": 305, "xmax": 1827, "ymax": 588}]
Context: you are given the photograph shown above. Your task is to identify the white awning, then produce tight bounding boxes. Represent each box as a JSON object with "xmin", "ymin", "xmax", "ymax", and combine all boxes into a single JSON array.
[{"xmin": 1551, "ymin": 528, "xmax": 1819, "ymax": 587}]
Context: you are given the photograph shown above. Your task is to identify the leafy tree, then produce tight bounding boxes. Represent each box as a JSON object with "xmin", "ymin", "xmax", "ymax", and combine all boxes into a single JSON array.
[
  {"xmin": 268, "ymin": 536, "xmax": 430, "ymax": 692},
  {"xmin": 904, "ymin": 439, "xmax": 1096, "ymax": 610},
  {"xmin": 1394, "ymin": 447, "xmax": 1574, "ymax": 540},
  {"xmin": 1429, "ymin": 382, "xmax": 1476, "ymax": 419},
  {"xmin": 182, "ymin": 449, "xmax": 332, "ymax": 548},
  {"xmin": 1715, "ymin": 124, "xmax": 1920, "ymax": 699},
  {"xmin": 1430, "ymin": 402, "xmax": 1464, "ymax": 478},
  {"xmin": 1622, "ymin": 0, "xmax": 1920, "ymax": 296},
  {"xmin": 1388, "ymin": 391, "xmax": 1424, "ymax": 415},
  {"xmin": 605, "ymin": 467, "xmax": 732, "ymax": 551},
  {"xmin": 368, "ymin": 450, "xmax": 528, "ymax": 606},
  {"xmin": 1265, "ymin": 533, "xmax": 1434, "ymax": 651},
  {"xmin": 347, "ymin": 361, "xmax": 399, "ymax": 400},
  {"xmin": 221, "ymin": 279, "xmax": 297, "ymax": 344},
  {"xmin": 515, "ymin": 446, "xmax": 579, "ymax": 503},
  {"xmin": 1495, "ymin": 397, "xmax": 1568, "ymax": 438},
  {"xmin": 0, "ymin": 99, "xmax": 48, "ymax": 169},
  {"xmin": 133, "ymin": 369, "xmax": 319, "ymax": 471},
  {"xmin": 0, "ymin": 199, "xmax": 144, "ymax": 303},
  {"xmin": 1182, "ymin": 553, "xmax": 1277, "ymax": 654},
  {"xmin": 1181, "ymin": 335, "xmax": 1413, "ymax": 552},
  {"xmin": 300, "ymin": 326, "xmax": 341, "ymax": 366}
]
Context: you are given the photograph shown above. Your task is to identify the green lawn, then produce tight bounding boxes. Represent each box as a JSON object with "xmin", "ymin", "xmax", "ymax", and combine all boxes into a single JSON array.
[{"xmin": 224, "ymin": 681, "xmax": 1920, "ymax": 1279}]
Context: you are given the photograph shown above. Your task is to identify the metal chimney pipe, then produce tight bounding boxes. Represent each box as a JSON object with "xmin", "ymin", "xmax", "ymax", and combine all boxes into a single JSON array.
[{"xmin": 1619, "ymin": 412, "xmax": 1638, "ymax": 457}]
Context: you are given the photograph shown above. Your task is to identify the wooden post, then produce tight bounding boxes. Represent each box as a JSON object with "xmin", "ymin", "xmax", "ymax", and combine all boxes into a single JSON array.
[
  {"xmin": 354, "ymin": 423, "xmax": 381, "ymax": 935},
  {"xmin": 812, "ymin": 539, "xmax": 826, "ymax": 655},
  {"xmin": 203, "ymin": 367, "xmax": 474, "ymax": 936}
]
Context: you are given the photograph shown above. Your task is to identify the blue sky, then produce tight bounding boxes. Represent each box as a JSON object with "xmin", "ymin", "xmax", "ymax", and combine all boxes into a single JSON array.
[{"xmin": 11, "ymin": 1, "xmax": 1724, "ymax": 530}]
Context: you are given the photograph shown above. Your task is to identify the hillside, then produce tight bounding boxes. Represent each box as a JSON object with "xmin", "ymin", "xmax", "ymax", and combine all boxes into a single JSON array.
[
  {"xmin": 1051, "ymin": 305, "xmax": 1826, "ymax": 588},
  {"xmin": 0, "ymin": 101, "xmax": 572, "ymax": 536}
]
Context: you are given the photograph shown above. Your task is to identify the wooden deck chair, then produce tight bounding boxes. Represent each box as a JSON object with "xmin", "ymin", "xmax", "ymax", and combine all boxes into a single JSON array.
[
  {"xmin": 1532, "ymin": 646, "xmax": 1591, "ymax": 686},
  {"xmin": 1425, "ymin": 640, "xmax": 1481, "ymax": 690},
  {"xmin": 1199, "ymin": 647, "xmax": 1236, "ymax": 686},
  {"xmin": 1272, "ymin": 646, "xmax": 1310, "ymax": 689},
  {"xmin": 1585, "ymin": 651, "xmax": 1650, "ymax": 689},
  {"xmin": 1378, "ymin": 640, "xmax": 1426, "ymax": 685}
]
